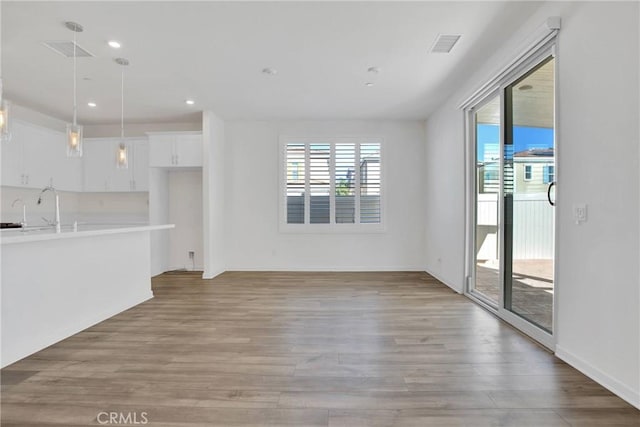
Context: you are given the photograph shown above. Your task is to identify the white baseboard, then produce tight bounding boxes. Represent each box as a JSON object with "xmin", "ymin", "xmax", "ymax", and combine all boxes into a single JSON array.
[
  {"xmin": 556, "ymin": 344, "xmax": 640, "ymax": 409},
  {"xmin": 202, "ymin": 268, "xmax": 225, "ymax": 279},
  {"xmin": 424, "ymin": 267, "xmax": 463, "ymax": 294},
  {"xmin": 167, "ymin": 265, "xmax": 204, "ymax": 272},
  {"xmin": 223, "ymin": 266, "xmax": 426, "ymax": 272}
]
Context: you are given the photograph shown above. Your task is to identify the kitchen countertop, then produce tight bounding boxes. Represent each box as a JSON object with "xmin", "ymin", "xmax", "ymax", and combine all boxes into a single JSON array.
[{"xmin": 1, "ymin": 224, "xmax": 175, "ymax": 245}]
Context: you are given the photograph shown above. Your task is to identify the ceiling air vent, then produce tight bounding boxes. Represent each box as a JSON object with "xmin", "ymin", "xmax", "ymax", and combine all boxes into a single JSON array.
[
  {"xmin": 430, "ymin": 34, "xmax": 461, "ymax": 53},
  {"xmin": 43, "ymin": 41, "xmax": 94, "ymax": 58}
]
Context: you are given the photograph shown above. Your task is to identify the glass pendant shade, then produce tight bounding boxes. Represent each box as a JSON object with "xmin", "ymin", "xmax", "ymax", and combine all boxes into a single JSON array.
[
  {"xmin": 66, "ymin": 123, "xmax": 83, "ymax": 157},
  {"xmin": 65, "ymin": 21, "xmax": 84, "ymax": 158},
  {"xmin": 116, "ymin": 142, "xmax": 128, "ymax": 169},
  {"xmin": 115, "ymin": 58, "xmax": 130, "ymax": 169},
  {"xmin": 0, "ymin": 99, "xmax": 11, "ymax": 142}
]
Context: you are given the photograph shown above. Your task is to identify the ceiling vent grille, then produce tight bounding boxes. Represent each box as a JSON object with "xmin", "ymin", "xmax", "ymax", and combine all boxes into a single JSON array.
[
  {"xmin": 430, "ymin": 34, "xmax": 461, "ymax": 53},
  {"xmin": 43, "ymin": 41, "xmax": 94, "ymax": 58}
]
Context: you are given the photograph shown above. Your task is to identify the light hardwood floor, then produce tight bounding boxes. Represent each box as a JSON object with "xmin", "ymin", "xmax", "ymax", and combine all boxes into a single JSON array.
[{"xmin": 1, "ymin": 271, "xmax": 638, "ymax": 426}]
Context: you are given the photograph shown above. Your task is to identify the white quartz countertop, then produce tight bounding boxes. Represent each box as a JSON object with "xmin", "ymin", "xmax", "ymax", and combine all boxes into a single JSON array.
[{"xmin": 1, "ymin": 224, "xmax": 175, "ymax": 245}]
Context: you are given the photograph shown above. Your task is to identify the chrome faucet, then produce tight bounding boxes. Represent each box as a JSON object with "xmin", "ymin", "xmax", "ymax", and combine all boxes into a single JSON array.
[
  {"xmin": 11, "ymin": 197, "xmax": 27, "ymax": 229},
  {"xmin": 37, "ymin": 186, "xmax": 61, "ymax": 233}
]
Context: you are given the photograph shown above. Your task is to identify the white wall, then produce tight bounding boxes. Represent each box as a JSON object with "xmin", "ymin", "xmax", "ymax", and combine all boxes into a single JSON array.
[
  {"xmin": 423, "ymin": 110, "xmax": 466, "ymax": 289},
  {"xmin": 223, "ymin": 120, "xmax": 426, "ymax": 271},
  {"xmin": 168, "ymin": 170, "xmax": 203, "ymax": 271},
  {"xmin": 202, "ymin": 111, "xmax": 226, "ymax": 278},
  {"xmin": 552, "ymin": 1, "xmax": 639, "ymax": 409},
  {"xmin": 423, "ymin": 1, "xmax": 639, "ymax": 408},
  {"xmin": 149, "ymin": 168, "xmax": 170, "ymax": 276}
]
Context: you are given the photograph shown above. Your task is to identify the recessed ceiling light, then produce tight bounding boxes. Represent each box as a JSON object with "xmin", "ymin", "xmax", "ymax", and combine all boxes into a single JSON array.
[
  {"xmin": 519, "ymin": 84, "xmax": 533, "ymax": 91},
  {"xmin": 365, "ymin": 82, "xmax": 374, "ymax": 87},
  {"xmin": 108, "ymin": 40, "xmax": 121, "ymax": 49},
  {"xmin": 185, "ymin": 99, "xmax": 195, "ymax": 105},
  {"xmin": 367, "ymin": 67, "xmax": 380, "ymax": 74},
  {"xmin": 87, "ymin": 102, "xmax": 97, "ymax": 108},
  {"xmin": 262, "ymin": 67, "xmax": 277, "ymax": 75}
]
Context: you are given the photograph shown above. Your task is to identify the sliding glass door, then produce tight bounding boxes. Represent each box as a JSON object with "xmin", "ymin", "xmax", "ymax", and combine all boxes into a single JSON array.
[
  {"xmin": 467, "ymin": 50, "xmax": 556, "ymax": 346},
  {"xmin": 504, "ymin": 57, "xmax": 555, "ymax": 333},
  {"xmin": 471, "ymin": 95, "xmax": 501, "ymax": 306}
]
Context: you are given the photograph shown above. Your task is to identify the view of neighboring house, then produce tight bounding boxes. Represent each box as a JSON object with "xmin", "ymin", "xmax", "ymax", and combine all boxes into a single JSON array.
[
  {"xmin": 478, "ymin": 149, "xmax": 555, "ymax": 196},
  {"xmin": 514, "ymin": 147, "xmax": 555, "ymax": 194}
]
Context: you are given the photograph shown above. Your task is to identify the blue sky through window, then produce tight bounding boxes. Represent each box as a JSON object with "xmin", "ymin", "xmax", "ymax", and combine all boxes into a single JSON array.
[{"xmin": 477, "ymin": 124, "xmax": 554, "ymax": 161}]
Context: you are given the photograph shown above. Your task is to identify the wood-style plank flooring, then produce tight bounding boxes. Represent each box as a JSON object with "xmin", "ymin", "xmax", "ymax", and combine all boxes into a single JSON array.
[{"xmin": 2, "ymin": 271, "xmax": 638, "ymax": 426}]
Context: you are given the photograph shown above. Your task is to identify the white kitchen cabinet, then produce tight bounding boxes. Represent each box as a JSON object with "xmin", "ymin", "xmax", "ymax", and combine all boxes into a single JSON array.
[
  {"xmin": 174, "ymin": 134, "xmax": 202, "ymax": 167},
  {"xmin": 148, "ymin": 132, "xmax": 202, "ymax": 167},
  {"xmin": 1, "ymin": 120, "xmax": 82, "ymax": 191},
  {"xmin": 1, "ymin": 123, "xmax": 24, "ymax": 187},
  {"xmin": 132, "ymin": 139, "xmax": 149, "ymax": 191},
  {"xmin": 83, "ymin": 137, "xmax": 149, "ymax": 192},
  {"xmin": 22, "ymin": 124, "xmax": 56, "ymax": 189},
  {"xmin": 83, "ymin": 139, "xmax": 114, "ymax": 192},
  {"xmin": 148, "ymin": 134, "xmax": 173, "ymax": 167}
]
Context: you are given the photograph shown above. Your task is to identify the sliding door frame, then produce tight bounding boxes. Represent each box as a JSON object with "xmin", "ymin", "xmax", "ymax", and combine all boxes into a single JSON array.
[
  {"xmin": 463, "ymin": 36, "xmax": 559, "ymax": 350},
  {"xmin": 465, "ymin": 89, "xmax": 502, "ymax": 309}
]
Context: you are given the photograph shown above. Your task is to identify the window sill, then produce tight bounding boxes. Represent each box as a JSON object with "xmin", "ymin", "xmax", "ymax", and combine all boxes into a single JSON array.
[{"xmin": 279, "ymin": 223, "xmax": 386, "ymax": 234}]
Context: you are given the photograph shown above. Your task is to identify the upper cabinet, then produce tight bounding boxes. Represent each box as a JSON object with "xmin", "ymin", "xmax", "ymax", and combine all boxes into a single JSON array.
[
  {"xmin": 148, "ymin": 132, "xmax": 202, "ymax": 167},
  {"xmin": 83, "ymin": 138, "xmax": 149, "ymax": 192},
  {"xmin": 1, "ymin": 120, "xmax": 82, "ymax": 191},
  {"xmin": 0, "ymin": 121, "xmax": 202, "ymax": 193},
  {"xmin": 132, "ymin": 140, "xmax": 150, "ymax": 191}
]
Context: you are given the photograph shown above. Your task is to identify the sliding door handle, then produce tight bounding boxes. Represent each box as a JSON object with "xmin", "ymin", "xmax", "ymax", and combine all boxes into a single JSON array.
[{"xmin": 547, "ymin": 181, "xmax": 556, "ymax": 206}]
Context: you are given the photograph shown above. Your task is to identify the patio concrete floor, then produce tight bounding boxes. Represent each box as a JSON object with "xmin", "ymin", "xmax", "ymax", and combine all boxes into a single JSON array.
[{"xmin": 474, "ymin": 259, "xmax": 553, "ymax": 332}]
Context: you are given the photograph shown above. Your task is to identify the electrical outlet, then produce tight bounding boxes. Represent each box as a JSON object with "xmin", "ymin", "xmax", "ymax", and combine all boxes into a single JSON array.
[
  {"xmin": 573, "ymin": 203, "xmax": 587, "ymax": 224},
  {"xmin": 188, "ymin": 251, "xmax": 195, "ymax": 260}
]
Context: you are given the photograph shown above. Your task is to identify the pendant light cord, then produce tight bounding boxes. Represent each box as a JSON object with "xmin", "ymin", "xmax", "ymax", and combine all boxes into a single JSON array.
[
  {"xmin": 121, "ymin": 68, "xmax": 124, "ymax": 141},
  {"xmin": 73, "ymin": 26, "xmax": 77, "ymax": 127}
]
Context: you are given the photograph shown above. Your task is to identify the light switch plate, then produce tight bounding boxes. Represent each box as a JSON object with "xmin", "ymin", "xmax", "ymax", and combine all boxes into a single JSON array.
[{"xmin": 573, "ymin": 203, "xmax": 587, "ymax": 224}]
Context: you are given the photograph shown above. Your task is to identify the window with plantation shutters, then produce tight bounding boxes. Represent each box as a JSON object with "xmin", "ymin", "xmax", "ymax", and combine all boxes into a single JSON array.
[
  {"xmin": 285, "ymin": 143, "xmax": 305, "ymax": 224},
  {"xmin": 335, "ymin": 143, "xmax": 356, "ymax": 224},
  {"xmin": 360, "ymin": 143, "xmax": 381, "ymax": 224},
  {"xmin": 310, "ymin": 144, "xmax": 330, "ymax": 223},
  {"xmin": 282, "ymin": 137, "xmax": 382, "ymax": 230}
]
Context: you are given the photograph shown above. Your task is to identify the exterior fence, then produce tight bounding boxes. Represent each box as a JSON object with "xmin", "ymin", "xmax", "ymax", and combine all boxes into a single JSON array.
[{"xmin": 477, "ymin": 193, "xmax": 554, "ymax": 260}]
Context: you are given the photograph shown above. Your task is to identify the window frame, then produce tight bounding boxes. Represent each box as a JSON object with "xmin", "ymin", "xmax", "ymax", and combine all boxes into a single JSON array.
[
  {"xmin": 524, "ymin": 164, "xmax": 533, "ymax": 181},
  {"xmin": 543, "ymin": 164, "xmax": 555, "ymax": 184},
  {"xmin": 279, "ymin": 136, "xmax": 385, "ymax": 233}
]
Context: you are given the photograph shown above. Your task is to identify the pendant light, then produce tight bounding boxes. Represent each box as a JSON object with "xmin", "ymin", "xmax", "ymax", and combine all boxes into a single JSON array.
[
  {"xmin": 65, "ymin": 21, "xmax": 84, "ymax": 157},
  {"xmin": 0, "ymin": 79, "xmax": 11, "ymax": 142},
  {"xmin": 115, "ymin": 58, "xmax": 129, "ymax": 169}
]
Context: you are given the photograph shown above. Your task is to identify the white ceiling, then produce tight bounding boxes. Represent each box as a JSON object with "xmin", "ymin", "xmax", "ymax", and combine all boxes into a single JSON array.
[{"xmin": 1, "ymin": 1, "xmax": 544, "ymax": 125}]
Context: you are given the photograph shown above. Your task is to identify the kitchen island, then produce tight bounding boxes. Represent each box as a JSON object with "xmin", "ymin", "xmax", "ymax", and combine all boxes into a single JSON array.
[{"xmin": 1, "ymin": 224, "xmax": 174, "ymax": 367}]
